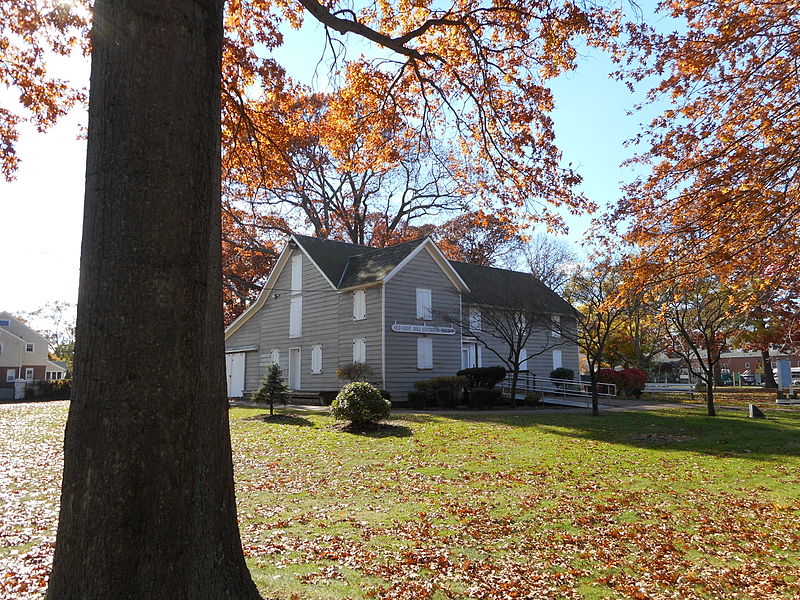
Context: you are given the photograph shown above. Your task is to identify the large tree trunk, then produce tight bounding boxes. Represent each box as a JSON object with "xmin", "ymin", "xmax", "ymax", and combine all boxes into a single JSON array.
[
  {"xmin": 761, "ymin": 349, "xmax": 777, "ymax": 389},
  {"xmin": 47, "ymin": 1, "xmax": 261, "ymax": 598},
  {"xmin": 589, "ymin": 366, "xmax": 599, "ymax": 417},
  {"xmin": 704, "ymin": 374, "xmax": 716, "ymax": 417}
]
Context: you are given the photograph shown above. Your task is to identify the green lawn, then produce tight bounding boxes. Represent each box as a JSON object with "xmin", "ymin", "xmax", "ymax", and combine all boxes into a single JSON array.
[{"xmin": 2, "ymin": 402, "xmax": 799, "ymax": 599}]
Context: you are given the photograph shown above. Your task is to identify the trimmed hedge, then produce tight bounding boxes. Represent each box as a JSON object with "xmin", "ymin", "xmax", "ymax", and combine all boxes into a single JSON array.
[
  {"xmin": 550, "ymin": 367, "xmax": 574, "ymax": 381},
  {"xmin": 24, "ymin": 378, "xmax": 72, "ymax": 400},
  {"xmin": 457, "ymin": 366, "xmax": 506, "ymax": 389},
  {"xmin": 596, "ymin": 368, "xmax": 648, "ymax": 397},
  {"xmin": 468, "ymin": 387, "xmax": 502, "ymax": 409}
]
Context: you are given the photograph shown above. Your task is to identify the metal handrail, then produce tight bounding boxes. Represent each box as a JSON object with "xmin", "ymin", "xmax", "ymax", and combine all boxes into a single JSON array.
[{"xmin": 500, "ymin": 373, "xmax": 616, "ymax": 399}]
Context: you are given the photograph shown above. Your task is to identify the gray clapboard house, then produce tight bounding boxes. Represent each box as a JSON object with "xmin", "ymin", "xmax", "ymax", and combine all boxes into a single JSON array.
[{"xmin": 224, "ymin": 234, "xmax": 579, "ymax": 400}]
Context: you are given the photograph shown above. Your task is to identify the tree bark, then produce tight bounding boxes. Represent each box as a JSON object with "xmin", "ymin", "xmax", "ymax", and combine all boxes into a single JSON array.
[
  {"xmin": 47, "ymin": 1, "xmax": 261, "ymax": 598},
  {"xmin": 761, "ymin": 349, "xmax": 777, "ymax": 388},
  {"xmin": 704, "ymin": 374, "xmax": 716, "ymax": 417},
  {"xmin": 589, "ymin": 366, "xmax": 599, "ymax": 417}
]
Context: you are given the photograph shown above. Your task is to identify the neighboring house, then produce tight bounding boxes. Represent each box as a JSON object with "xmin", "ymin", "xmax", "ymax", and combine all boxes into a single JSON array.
[
  {"xmin": 0, "ymin": 312, "xmax": 66, "ymax": 394},
  {"xmin": 224, "ymin": 235, "xmax": 580, "ymax": 400}
]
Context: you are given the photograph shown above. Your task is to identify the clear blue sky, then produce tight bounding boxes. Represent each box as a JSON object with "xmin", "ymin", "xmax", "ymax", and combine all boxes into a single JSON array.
[{"xmin": 0, "ymin": 14, "xmax": 651, "ymax": 316}]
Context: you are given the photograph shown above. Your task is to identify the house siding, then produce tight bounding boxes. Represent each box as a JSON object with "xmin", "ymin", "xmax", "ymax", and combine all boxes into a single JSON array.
[
  {"xmin": 383, "ymin": 249, "xmax": 462, "ymax": 400},
  {"xmin": 338, "ymin": 285, "xmax": 383, "ymax": 387}
]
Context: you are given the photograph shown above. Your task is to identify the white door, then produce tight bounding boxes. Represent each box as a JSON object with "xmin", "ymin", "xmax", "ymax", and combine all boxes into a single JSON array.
[
  {"xmin": 225, "ymin": 353, "xmax": 245, "ymax": 397},
  {"xmin": 289, "ymin": 347, "xmax": 301, "ymax": 391},
  {"xmin": 462, "ymin": 342, "xmax": 478, "ymax": 369}
]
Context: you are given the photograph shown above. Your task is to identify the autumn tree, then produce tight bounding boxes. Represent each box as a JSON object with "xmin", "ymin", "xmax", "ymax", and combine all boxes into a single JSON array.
[
  {"xmin": 662, "ymin": 279, "xmax": 744, "ymax": 417},
  {"xmin": 612, "ymin": 0, "xmax": 800, "ymax": 292},
  {"xmin": 15, "ymin": 302, "xmax": 77, "ymax": 370},
  {"xmin": 563, "ymin": 261, "xmax": 627, "ymax": 416},
  {"xmin": 604, "ymin": 287, "xmax": 668, "ymax": 372}
]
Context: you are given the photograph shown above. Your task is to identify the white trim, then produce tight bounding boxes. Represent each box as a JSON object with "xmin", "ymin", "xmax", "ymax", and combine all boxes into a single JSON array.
[
  {"xmin": 381, "ymin": 284, "xmax": 386, "ymax": 389},
  {"xmin": 382, "ymin": 238, "xmax": 470, "ymax": 292},
  {"xmin": 310, "ymin": 344, "xmax": 323, "ymax": 374},
  {"xmin": 290, "ymin": 235, "xmax": 338, "ymax": 289},
  {"xmin": 225, "ymin": 241, "xmax": 294, "ymax": 339},
  {"xmin": 225, "ymin": 345, "xmax": 258, "ymax": 354}
]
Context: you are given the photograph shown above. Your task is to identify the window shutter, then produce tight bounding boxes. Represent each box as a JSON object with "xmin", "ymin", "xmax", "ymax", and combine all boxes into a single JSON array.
[
  {"xmin": 353, "ymin": 338, "xmax": 366, "ymax": 363},
  {"xmin": 311, "ymin": 345, "xmax": 322, "ymax": 374},
  {"xmin": 519, "ymin": 348, "xmax": 528, "ymax": 371},
  {"xmin": 551, "ymin": 315, "xmax": 561, "ymax": 338},
  {"xmin": 291, "ymin": 253, "xmax": 302, "ymax": 294},
  {"xmin": 289, "ymin": 296, "xmax": 302, "ymax": 338},
  {"xmin": 416, "ymin": 288, "xmax": 432, "ymax": 320},
  {"xmin": 270, "ymin": 349, "xmax": 280, "ymax": 365},
  {"xmin": 353, "ymin": 290, "xmax": 366, "ymax": 320},
  {"xmin": 417, "ymin": 337, "xmax": 433, "ymax": 369},
  {"xmin": 552, "ymin": 349, "xmax": 562, "ymax": 370},
  {"xmin": 469, "ymin": 308, "xmax": 481, "ymax": 332}
]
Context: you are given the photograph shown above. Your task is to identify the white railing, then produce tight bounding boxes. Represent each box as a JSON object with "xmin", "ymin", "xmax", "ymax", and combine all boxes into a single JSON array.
[
  {"xmin": 500, "ymin": 373, "xmax": 616, "ymax": 399},
  {"xmin": 644, "ymin": 382, "xmax": 696, "ymax": 394}
]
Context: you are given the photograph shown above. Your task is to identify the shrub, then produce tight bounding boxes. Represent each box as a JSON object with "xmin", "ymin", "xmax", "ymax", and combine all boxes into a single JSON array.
[
  {"xmin": 331, "ymin": 382, "xmax": 391, "ymax": 424},
  {"xmin": 251, "ymin": 363, "xmax": 290, "ymax": 415},
  {"xmin": 596, "ymin": 368, "xmax": 649, "ymax": 397},
  {"xmin": 414, "ymin": 375, "xmax": 467, "ymax": 396},
  {"xmin": 24, "ymin": 378, "xmax": 72, "ymax": 400},
  {"xmin": 550, "ymin": 367, "xmax": 574, "ymax": 381},
  {"xmin": 457, "ymin": 366, "xmax": 506, "ymax": 389},
  {"xmin": 379, "ymin": 389, "xmax": 391, "ymax": 401},
  {"xmin": 524, "ymin": 391, "xmax": 542, "ymax": 406},
  {"xmin": 319, "ymin": 391, "xmax": 339, "ymax": 406},
  {"xmin": 336, "ymin": 362, "xmax": 374, "ymax": 382},
  {"xmin": 468, "ymin": 387, "xmax": 502, "ymax": 409},
  {"xmin": 407, "ymin": 390, "xmax": 429, "ymax": 410},
  {"xmin": 436, "ymin": 387, "xmax": 457, "ymax": 409}
]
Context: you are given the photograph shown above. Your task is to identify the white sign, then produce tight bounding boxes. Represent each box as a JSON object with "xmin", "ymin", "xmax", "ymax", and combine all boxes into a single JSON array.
[{"xmin": 391, "ymin": 323, "xmax": 455, "ymax": 335}]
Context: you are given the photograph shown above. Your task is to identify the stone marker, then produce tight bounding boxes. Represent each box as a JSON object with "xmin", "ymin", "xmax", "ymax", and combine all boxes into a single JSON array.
[{"xmin": 749, "ymin": 403, "xmax": 766, "ymax": 419}]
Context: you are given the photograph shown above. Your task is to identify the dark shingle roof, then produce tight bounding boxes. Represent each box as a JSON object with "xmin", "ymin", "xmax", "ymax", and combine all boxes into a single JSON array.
[
  {"xmin": 450, "ymin": 261, "xmax": 576, "ymax": 316},
  {"xmin": 292, "ymin": 235, "xmax": 575, "ymax": 315},
  {"xmin": 293, "ymin": 235, "xmax": 427, "ymax": 289}
]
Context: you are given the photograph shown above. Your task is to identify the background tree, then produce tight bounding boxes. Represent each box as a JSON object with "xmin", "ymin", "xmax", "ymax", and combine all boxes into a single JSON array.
[
  {"xmin": 611, "ymin": 0, "xmax": 800, "ymax": 291},
  {"xmin": 662, "ymin": 279, "xmax": 744, "ymax": 417},
  {"xmin": 15, "ymin": 301, "xmax": 76, "ymax": 369},
  {"xmin": 563, "ymin": 260, "xmax": 627, "ymax": 416},
  {"xmin": 521, "ymin": 233, "xmax": 578, "ymax": 292},
  {"xmin": 603, "ymin": 288, "xmax": 667, "ymax": 373}
]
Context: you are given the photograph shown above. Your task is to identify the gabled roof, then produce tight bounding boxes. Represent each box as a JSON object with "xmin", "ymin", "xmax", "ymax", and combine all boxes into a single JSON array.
[
  {"xmin": 450, "ymin": 261, "xmax": 577, "ymax": 316},
  {"xmin": 0, "ymin": 311, "xmax": 48, "ymax": 343},
  {"xmin": 290, "ymin": 235, "xmax": 372, "ymax": 288}
]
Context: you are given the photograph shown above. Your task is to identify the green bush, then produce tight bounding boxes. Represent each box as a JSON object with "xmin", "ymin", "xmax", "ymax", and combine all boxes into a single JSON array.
[
  {"xmin": 24, "ymin": 378, "xmax": 72, "ymax": 400},
  {"xmin": 407, "ymin": 390, "xmax": 429, "ymax": 409},
  {"xmin": 524, "ymin": 391, "xmax": 542, "ymax": 406},
  {"xmin": 319, "ymin": 391, "xmax": 339, "ymax": 406},
  {"xmin": 331, "ymin": 382, "xmax": 391, "ymax": 424},
  {"xmin": 436, "ymin": 387, "xmax": 457, "ymax": 409},
  {"xmin": 468, "ymin": 387, "xmax": 502, "ymax": 409},
  {"xmin": 379, "ymin": 389, "xmax": 392, "ymax": 402},
  {"xmin": 457, "ymin": 366, "xmax": 506, "ymax": 389},
  {"xmin": 414, "ymin": 375, "xmax": 467, "ymax": 395},
  {"xmin": 550, "ymin": 367, "xmax": 574, "ymax": 381}
]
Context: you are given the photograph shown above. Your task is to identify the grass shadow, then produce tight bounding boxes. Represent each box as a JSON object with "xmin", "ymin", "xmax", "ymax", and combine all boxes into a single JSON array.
[
  {"xmin": 244, "ymin": 413, "xmax": 315, "ymax": 427},
  {"xmin": 332, "ymin": 421, "xmax": 413, "ymax": 438},
  {"xmin": 442, "ymin": 408, "xmax": 800, "ymax": 460}
]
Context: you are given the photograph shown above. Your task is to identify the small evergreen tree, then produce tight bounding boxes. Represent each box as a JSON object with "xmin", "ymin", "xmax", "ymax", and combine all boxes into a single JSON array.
[{"xmin": 252, "ymin": 363, "xmax": 290, "ymax": 416}]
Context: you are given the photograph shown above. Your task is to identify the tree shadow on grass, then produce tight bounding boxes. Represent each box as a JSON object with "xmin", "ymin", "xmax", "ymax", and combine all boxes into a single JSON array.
[
  {"xmin": 331, "ymin": 421, "xmax": 412, "ymax": 438},
  {"xmin": 443, "ymin": 408, "xmax": 800, "ymax": 460},
  {"xmin": 244, "ymin": 413, "xmax": 315, "ymax": 427}
]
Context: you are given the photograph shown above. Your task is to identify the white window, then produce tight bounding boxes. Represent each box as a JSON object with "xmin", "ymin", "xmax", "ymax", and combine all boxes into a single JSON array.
[
  {"xmin": 270, "ymin": 348, "xmax": 280, "ymax": 365},
  {"xmin": 25, "ymin": 368, "xmax": 34, "ymax": 380},
  {"xmin": 289, "ymin": 295, "xmax": 302, "ymax": 338},
  {"xmin": 519, "ymin": 348, "xmax": 528, "ymax": 371},
  {"xmin": 552, "ymin": 349, "xmax": 562, "ymax": 370},
  {"xmin": 25, "ymin": 343, "xmax": 34, "ymax": 352},
  {"xmin": 353, "ymin": 290, "xmax": 366, "ymax": 320},
  {"xmin": 6, "ymin": 369, "xmax": 14, "ymax": 383},
  {"xmin": 551, "ymin": 315, "xmax": 561, "ymax": 338},
  {"xmin": 416, "ymin": 288, "xmax": 432, "ymax": 320},
  {"xmin": 291, "ymin": 253, "xmax": 302, "ymax": 294},
  {"xmin": 417, "ymin": 337, "xmax": 433, "ymax": 369},
  {"xmin": 353, "ymin": 338, "xmax": 366, "ymax": 363},
  {"xmin": 311, "ymin": 345, "xmax": 323, "ymax": 374},
  {"xmin": 469, "ymin": 308, "xmax": 481, "ymax": 332}
]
